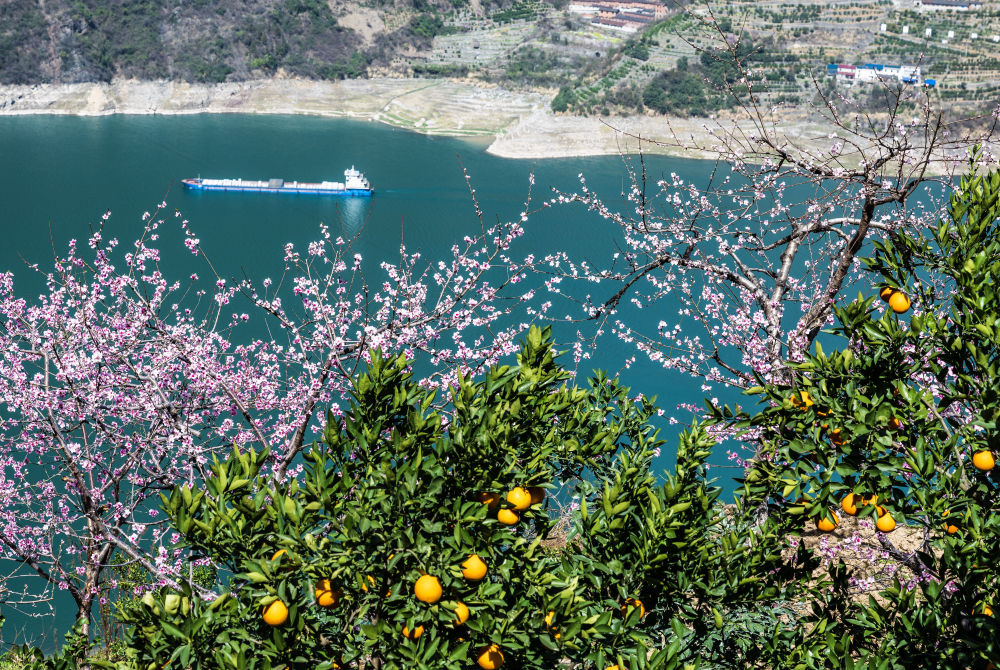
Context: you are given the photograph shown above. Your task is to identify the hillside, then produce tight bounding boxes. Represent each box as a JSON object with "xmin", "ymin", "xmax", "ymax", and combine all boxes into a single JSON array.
[
  {"xmin": 2, "ymin": 0, "xmax": 998, "ymax": 122},
  {"xmin": 0, "ymin": 0, "xmax": 461, "ymax": 84}
]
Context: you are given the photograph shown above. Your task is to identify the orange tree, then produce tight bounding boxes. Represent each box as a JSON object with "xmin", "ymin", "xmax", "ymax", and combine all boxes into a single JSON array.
[
  {"xmin": 725, "ymin": 163, "xmax": 1000, "ymax": 668},
  {"xmin": 103, "ymin": 325, "xmax": 815, "ymax": 670},
  {"xmin": 109, "ymin": 326, "xmax": 648, "ymax": 670},
  {"xmin": 561, "ymin": 400, "xmax": 814, "ymax": 669}
]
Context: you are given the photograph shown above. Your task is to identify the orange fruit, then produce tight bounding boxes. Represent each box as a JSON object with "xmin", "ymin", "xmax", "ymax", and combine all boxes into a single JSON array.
[
  {"xmin": 315, "ymin": 579, "xmax": 341, "ymax": 607},
  {"xmin": 363, "ymin": 573, "xmax": 393, "ymax": 598},
  {"xmin": 942, "ymin": 510, "xmax": 960, "ymax": 534},
  {"xmin": 506, "ymin": 487, "xmax": 532, "ymax": 511},
  {"xmin": 876, "ymin": 512, "xmax": 896, "ymax": 533},
  {"xmin": 414, "ymin": 575, "xmax": 442, "ymax": 604},
  {"xmin": 842, "ymin": 493, "xmax": 878, "ymax": 515},
  {"xmin": 830, "ymin": 428, "xmax": 845, "ymax": 446},
  {"xmin": 983, "ymin": 605, "xmax": 994, "ymax": 616},
  {"xmin": 841, "ymin": 493, "xmax": 859, "ymax": 516},
  {"xmin": 402, "ymin": 624, "xmax": 424, "ymax": 640},
  {"xmin": 621, "ymin": 597, "xmax": 645, "ymax": 618},
  {"xmin": 816, "ymin": 512, "xmax": 838, "ymax": 532},
  {"xmin": 889, "ymin": 417, "xmax": 903, "ymax": 431},
  {"xmin": 544, "ymin": 611, "xmax": 555, "ymax": 627},
  {"xmin": 972, "ymin": 450, "xmax": 995, "ymax": 471},
  {"xmin": 476, "ymin": 492, "xmax": 501, "ymax": 510},
  {"xmin": 454, "ymin": 602, "xmax": 470, "ymax": 625},
  {"xmin": 888, "ymin": 291, "xmax": 911, "ymax": 314},
  {"xmin": 476, "ymin": 644, "xmax": 504, "ymax": 669},
  {"xmin": 462, "ymin": 554, "xmax": 488, "ymax": 581},
  {"xmin": 497, "ymin": 508, "xmax": 519, "ymax": 525},
  {"xmin": 262, "ymin": 600, "xmax": 288, "ymax": 626},
  {"xmin": 791, "ymin": 390, "xmax": 814, "ymax": 409},
  {"xmin": 880, "ymin": 287, "xmax": 894, "ymax": 302},
  {"xmin": 271, "ymin": 549, "xmax": 287, "ymax": 561},
  {"xmin": 606, "ymin": 666, "xmax": 622, "ymax": 670},
  {"xmin": 528, "ymin": 486, "xmax": 546, "ymax": 505}
]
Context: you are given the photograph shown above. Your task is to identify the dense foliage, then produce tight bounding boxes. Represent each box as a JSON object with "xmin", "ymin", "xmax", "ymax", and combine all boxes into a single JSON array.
[
  {"xmin": 720, "ymin": 162, "xmax": 1000, "ymax": 667},
  {"xmin": 8, "ymin": 327, "xmax": 806, "ymax": 669}
]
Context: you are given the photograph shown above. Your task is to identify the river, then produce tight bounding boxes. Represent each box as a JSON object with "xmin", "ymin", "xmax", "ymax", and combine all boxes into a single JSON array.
[{"xmin": 0, "ymin": 113, "xmax": 734, "ymax": 648}]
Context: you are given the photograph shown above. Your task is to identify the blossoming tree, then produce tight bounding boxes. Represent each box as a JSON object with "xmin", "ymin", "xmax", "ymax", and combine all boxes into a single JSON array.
[
  {"xmin": 0, "ymin": 190, "xmax": 540, "ymax": 659},
  {"xmin": 542, "ymin": 15, "xmax": 999, "ymax": 392}
]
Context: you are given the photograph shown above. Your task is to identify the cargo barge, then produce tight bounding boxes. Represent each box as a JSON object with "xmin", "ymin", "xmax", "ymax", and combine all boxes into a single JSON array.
[{"xmin": 182, "ymin": 166, "xmax": 372, "ymax": 196}]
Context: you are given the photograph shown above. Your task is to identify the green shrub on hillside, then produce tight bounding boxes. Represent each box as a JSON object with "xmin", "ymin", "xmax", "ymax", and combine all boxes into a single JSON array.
[
  {"xmin": 73, "ymin": 327, "xmax": 809, "ymax": 669},
  {"xmin": 0, "ymin": 0, "xmax": 48, "ymax": 84},
  {"xmin": 550, "ymin": 86, "xmax": 574, "ymax": 112},
  {"xmin": 723, "ymin": 161, "xmax": 1000, "ymax": 667},
  {"xmin": 623, "ymin": 41, "xmax": 650, "ymax": 62},
  {"xmin": 410, "ymin": 14, "xmax": 445, "ymax": 39},
  {"xmin": 64, "ymin": 0, "xmax": 169, "ymax": 81},
  {"xmin": 642, "ymin": 70, "xmax": 708, "ymax": 115}
]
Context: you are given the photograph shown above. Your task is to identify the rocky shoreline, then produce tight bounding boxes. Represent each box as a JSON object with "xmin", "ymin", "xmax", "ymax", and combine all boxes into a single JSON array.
[
  {"xmin": 0, "ymin": 77, "xmax": 734, "ymax": 160},
  {"xmin": 0, "ymin": 78, "xmax": 983, "ymax": 171}
]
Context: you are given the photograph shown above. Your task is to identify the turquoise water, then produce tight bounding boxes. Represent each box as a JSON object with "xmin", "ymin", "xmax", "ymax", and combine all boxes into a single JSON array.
[
  {"xmin": 0, "ymin": 114, "xmax": 730, "ymax": 432},
  {"xmin": 0, "ymin": 114, "xmax": 737, "ymax": 647}
]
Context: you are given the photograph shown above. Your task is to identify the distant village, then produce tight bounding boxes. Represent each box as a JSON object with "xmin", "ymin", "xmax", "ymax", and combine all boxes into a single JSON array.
[
  {"xmin": 561, "ymin": 0, "xmax": 982, "ymax": 98},
  {"xmin": 567, "ymin": 0, "xmax": 667, "ymax": 33},
  {"xmin": 827, "ymin": 63, "xmax": 936, "ymax": 88},
  {"xmin": 566, "ymin": 0, "xmax": 986, "ymax": 41}
]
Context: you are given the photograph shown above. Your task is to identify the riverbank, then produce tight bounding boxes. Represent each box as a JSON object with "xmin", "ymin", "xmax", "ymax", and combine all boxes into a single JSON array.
[
  {"xmin": 0, "ymin": 78, "xmax": 986, "ymax": 169},
  {"xmin": 0, "ymin": 77, "xmax": 786, "ymax": 161}
]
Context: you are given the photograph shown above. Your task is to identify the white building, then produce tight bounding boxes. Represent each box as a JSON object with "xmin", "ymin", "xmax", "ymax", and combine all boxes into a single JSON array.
[
  {"xmin": 827, "ymin": 63, "xmax": 922, "ymax": 85},
  {"xmin": 915, "ymin": 0, "xmax": 982, "ymax": 10}
]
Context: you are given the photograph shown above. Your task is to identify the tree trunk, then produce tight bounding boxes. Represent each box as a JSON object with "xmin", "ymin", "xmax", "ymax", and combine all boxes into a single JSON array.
[{"xmin": 75, "ymin": 607, "xmax": 91, "ymax": 670}]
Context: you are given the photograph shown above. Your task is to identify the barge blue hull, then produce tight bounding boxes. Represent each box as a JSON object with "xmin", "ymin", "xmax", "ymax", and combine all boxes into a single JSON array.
[{"xmin": 183, "ymin": 181, "xmax": 372, "ymax": 197}]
